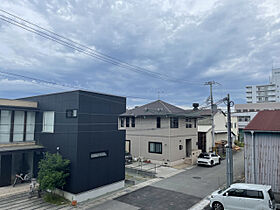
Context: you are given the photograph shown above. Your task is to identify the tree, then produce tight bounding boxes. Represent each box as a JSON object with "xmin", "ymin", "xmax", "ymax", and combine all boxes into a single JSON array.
[{"xmin": 38, "ymin": 152, "xmax": 70, "ymax": 191}]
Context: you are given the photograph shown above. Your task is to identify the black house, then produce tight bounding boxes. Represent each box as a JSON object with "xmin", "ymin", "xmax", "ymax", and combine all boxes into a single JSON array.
[{"xmin": 0, "ymin": 90, "xmax": 126, "ymax": 201}]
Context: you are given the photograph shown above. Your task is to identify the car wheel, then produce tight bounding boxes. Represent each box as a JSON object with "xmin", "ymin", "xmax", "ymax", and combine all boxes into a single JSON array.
[
  {"xmin": 212, "ymin": 202, "xmax": 224, "ymax": 210},
  {"xmin": 211, "ymin": 160, "xmax": 214, "ymax": 166},
  {"xmin": 218, "ymin": 158, "xmax": 221, "ymax": 165}
]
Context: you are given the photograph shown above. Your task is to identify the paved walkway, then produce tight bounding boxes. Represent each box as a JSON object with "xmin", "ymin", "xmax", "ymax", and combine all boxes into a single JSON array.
[
  {"xmin": 0, "ymin": 191, "xmax": 69, "ymax": 210},
  {"xmin": 0, "ymin": 183, "xmax": 30, "ymax": 198}
]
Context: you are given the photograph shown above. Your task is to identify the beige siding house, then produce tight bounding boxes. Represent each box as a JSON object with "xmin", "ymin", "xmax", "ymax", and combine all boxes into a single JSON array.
[{"xmin": 119, "ymin": 100, "xmax": 201, "ymax": 166}]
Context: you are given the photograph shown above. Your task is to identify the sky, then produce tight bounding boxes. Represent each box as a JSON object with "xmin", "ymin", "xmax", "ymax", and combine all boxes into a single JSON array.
[{"xmin": 0, "ymin": 0, "xmax": 280, "ymax": 108}]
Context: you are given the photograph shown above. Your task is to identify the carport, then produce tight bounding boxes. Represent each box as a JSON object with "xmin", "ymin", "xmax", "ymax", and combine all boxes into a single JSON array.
[{"xmin": 0, "ymin": 143, "xmax": 44, "ymax": 187}]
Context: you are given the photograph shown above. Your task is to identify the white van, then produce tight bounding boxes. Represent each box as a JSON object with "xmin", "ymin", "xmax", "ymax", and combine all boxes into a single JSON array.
[{"xmin": 210, "ymin": 183, "xmax": 276, "ymax": 210}]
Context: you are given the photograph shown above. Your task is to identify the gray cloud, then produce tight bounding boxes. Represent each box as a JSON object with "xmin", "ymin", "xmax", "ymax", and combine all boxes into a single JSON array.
[{"xmin": 0, "ymin": 0, "xmax": 279, "ymax": 107}]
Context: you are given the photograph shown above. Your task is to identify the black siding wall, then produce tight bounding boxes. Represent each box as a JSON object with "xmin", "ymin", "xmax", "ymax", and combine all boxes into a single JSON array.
[
  {"xmin": 24, "ymin": 91, "xmax": 79, "ymax": 192},
  {"xmin": 76, "ymin": 91, "xmax": 125, "ymax": 193}
]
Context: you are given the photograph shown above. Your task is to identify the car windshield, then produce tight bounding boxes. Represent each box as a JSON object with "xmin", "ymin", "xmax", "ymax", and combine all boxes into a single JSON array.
[
  {"xmin": 268, "ymin": 189, "xmax": 275, "ymax": 201},
  {"xmin": 198, "ymin": 153, "xmax": 210, "ymax": 159}
]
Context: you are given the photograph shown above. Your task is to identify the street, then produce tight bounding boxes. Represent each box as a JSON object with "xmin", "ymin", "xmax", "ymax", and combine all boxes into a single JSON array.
[{"xmin": 98, "ymin": 149, "xmax": 244, "ymax": 210}]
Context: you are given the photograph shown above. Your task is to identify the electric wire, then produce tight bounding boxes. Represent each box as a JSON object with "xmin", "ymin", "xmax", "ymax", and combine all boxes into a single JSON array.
[{"xmin": 0, "ymin": 10, "xmax": 203, "ymax": 85}]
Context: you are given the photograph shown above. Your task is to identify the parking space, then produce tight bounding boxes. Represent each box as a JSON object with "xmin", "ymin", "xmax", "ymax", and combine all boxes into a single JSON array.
[{"xmin": 115, "ymin": 185, "xmax": 201, "ymax": 210}]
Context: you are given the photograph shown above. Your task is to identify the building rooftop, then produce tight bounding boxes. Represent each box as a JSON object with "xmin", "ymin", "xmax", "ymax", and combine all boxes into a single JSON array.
[
  {"xmin": 121, "ymin": 100, "xmax": 200, "ymax": 117},
  {"xmin": 244, "ymin": 110, "xmax": 280, "ymax": 132}
]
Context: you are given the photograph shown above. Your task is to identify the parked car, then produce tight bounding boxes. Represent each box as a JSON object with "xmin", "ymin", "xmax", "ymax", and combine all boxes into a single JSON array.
[
  {"xmin": 125, "ymin": 152, "xmax": 133, "ymax": 164},
  {"xmin": 210, "ymin": 183, "xmax": 276, "ymax": 210},
  {"xmin": 197, "ymin": 152, "xmax": 221, "ymax": 166}
]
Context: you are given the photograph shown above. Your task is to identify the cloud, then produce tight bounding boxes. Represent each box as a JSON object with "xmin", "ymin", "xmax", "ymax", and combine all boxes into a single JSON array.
[{"xmin": 0, "ymin": 0, "xmax": 279, "ymax": 107}]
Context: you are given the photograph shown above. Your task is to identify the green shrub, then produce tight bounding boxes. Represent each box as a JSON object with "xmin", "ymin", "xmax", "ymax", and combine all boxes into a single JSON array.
[{"xmin": 38, "ymin": 153, "xmax": 70, "ymax": 191}]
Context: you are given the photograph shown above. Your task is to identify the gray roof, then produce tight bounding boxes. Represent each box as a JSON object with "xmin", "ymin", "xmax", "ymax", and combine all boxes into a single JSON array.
[{"xmin": 121, "ymin": 100, "xmax": 201, "ymax": 117}]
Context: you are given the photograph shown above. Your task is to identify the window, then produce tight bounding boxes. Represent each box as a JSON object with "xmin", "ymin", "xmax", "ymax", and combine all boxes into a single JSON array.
[
  {"xmin": 42, "ymin": 111, "xmax": 55, "ymax": 133},
  {"xmin": 120, "ymin": 117, "xmax": 124, "ymax": 127},
  {"xmin": 125, "ymin": 140, "xmax": 131, "ymax": 153},
  {"xmin": 156, "ymin": 117, "xmax": 161, "ymax": 128},
  {"xmin": 0, "ymin": 110, "xmax": 12, "ymax": 143},
  {"xmin": 66, "ymin": 109, "xmax": 77, "ymax": 118},
  {"xmin": 131, "ymin": 117, "xmax": 135, "ymax": 127},
  {"xmin": 26, "ymin": 112, "xmax": 35, "ymax": 141},
  {"xmin": 179, "ymin": 145, "xmax": 183, "ymax": 150},
  {"xmin": 194, "ymin": 119, "xmax": 197, "ymax": 128},
  {"xmin": 226, "ymin": 188, "xmax": 246, "ymax": 197},
  {"xmin": 149, "ymin": 142, "xmax": 162, "ymax": 154},
  {"xmin": 13, "ymin": 111, "xmax": 25, "ymax": 142},
  {"xmin": 126, "ymin": 117, "xmax": 130, "ymax": 127},
  {"xmin": 186, "ymin": 118, "xmax": 192, "ymax": 128},
  {"xmin": 170, "ymin": 117, "xmax": 178, "ymax": 128},
  {"xmin": 236, "ymin": 109, "xmax": 241, "ymax": 113},
  {"xmin": 245, "ymin": 190, "xmax": 264, "ymax": 199}
]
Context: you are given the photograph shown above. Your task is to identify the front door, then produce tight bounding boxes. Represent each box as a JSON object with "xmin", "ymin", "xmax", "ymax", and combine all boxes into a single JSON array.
[
  {"xmin": 185, "ymin": 139, "xmax": 192, "ymax": 157},
  {"xmin": 0, "ymin": 154, "xmax": 12, "ymax": 187},
  {"xmin": 198, "ymin": 132, "xmax": 206, "ymax": 152}
]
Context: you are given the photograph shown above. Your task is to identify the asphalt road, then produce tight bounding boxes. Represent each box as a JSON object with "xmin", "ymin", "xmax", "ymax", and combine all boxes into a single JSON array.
[
  {"xmin": 152, "ymin": 149, "xmax": 244, "ymax": 199},
  {"xmin": 113, "ymin": 149, "xmax": 245, "ymax": 210}
]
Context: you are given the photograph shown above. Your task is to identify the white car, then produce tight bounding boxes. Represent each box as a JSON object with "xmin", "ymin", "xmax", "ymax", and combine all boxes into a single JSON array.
[
  {"xmin": 210, "ymin": 183, "xmax": 276, "ymax": 210},
  {"xmin": 197, "ymin": 152, "xmax": 221, "ymax": 166}
]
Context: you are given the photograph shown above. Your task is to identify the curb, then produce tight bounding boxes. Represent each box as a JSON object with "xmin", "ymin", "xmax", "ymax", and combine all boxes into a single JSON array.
[{"xmin": 188, "ymin": 195, "xmax": 210, "ymax": 210}]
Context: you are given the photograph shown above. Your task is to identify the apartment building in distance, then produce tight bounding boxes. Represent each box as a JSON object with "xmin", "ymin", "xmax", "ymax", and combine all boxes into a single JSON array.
[
  {"xmin": 119, "ymin": 100, "xmax": 201, "ymax": 166},
  {"xmin": 246, "ymin": 68, "xmax": 280, "ymax": 103},
  {"xmin": 233, "ymin": 102, "xmax": 280, "ymax": 141}
]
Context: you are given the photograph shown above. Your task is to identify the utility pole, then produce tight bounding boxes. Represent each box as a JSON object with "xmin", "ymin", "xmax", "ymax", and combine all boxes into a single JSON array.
[
  {"xmin": 205, "ymin": 81, "xmax": 216, "ymax": 152},
  {"xmin": 225, "ymin": 94, "xmax": 234, "ymax": 187}
]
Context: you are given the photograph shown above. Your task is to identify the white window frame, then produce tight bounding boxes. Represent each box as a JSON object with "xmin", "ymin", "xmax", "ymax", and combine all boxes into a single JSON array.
[{"xmin": 42, "ymin": 111, "xmax": 55, "ymax": 133}]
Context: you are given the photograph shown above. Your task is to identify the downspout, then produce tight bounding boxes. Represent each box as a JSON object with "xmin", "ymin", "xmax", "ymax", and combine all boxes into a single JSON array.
[
  {"xmin": 168, "ymin": 116, "xmax": 171, "ymax": 164},
  {"xmin": 251, "ymin": 131, "xmax": 255, "ymax": 183}
]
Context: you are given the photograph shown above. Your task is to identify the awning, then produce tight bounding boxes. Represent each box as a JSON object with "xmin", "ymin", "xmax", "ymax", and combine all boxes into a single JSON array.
[{"xmin": 0, "ymin": 143, "xmax": 45, "ymax": 154}]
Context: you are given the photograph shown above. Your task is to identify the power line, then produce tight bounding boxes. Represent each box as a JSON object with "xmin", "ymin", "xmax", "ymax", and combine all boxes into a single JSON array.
[
  {"xmin": 0, "ymin": 9, "xmax": 203, "ymax": 86},
  {"xmin": 0, "ymin": 70, "xmax": 155, "ymax": 103}
]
